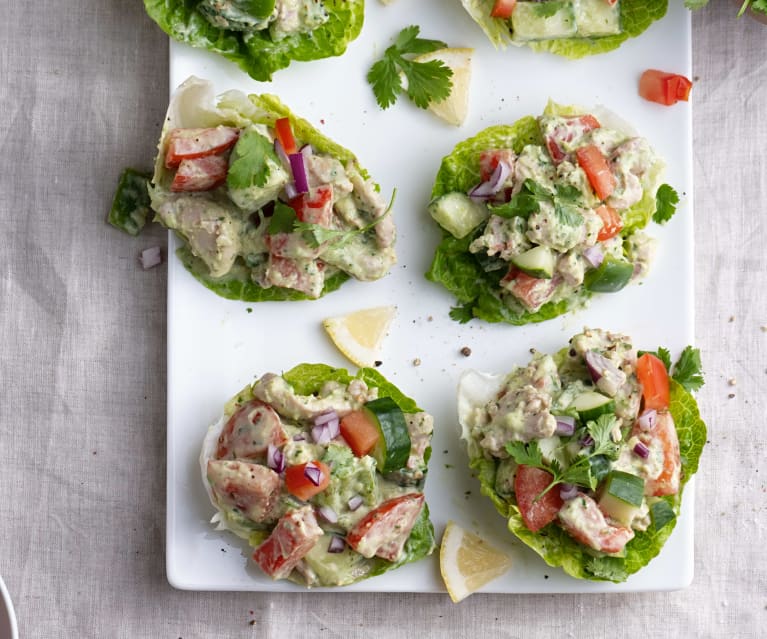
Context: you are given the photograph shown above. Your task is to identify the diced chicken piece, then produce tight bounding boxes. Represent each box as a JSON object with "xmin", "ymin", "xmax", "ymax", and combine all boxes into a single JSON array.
[
  {"xmin": 321, "ymin": 235, "xmax": 396, "ymax": 281},
  {"xmin": 607, "ymin": 138, "xmax": 656, "ymax": 210},
  {"xmin": 557, "ymin": 251, "xmax": 585, "ymax": 287},
  {"xmin": 207, "ymin": 460, "xmax": 281, "ymax": 524},
  {"xmin": 215, "ymin": 400, "xmax": 288, "ymax": 460},
  {"xmin": 558, "ymin": 493, "xmax": 635, "ymax": 554},
  {"xmin": 164, "ymin": 126, "xmax": 239, "ymax": 168},
  {"xmin": 526, "ymin": 200, "xmax": 584, "ymax": 253},
  {"xmin": 267, "ymin": 232, "xmax": 323, "ymax": 260},
  {"xmin": 252, "ymin": 506, "xmax": 324, "ymax": 580},
  {"xmin": 478, "ymin": 385, "xmax": 557, "ymax": 456},
  {"xmin": 346, "ymin": 493, "xmax": 424, "ymax": 561},
  {"xmin": 512, "ymin": 145, "xmax": 556, "ymax": 194},
  {"xmin": 469, "ymin": 215, "xmax": 532, "ymax": 261},
  {"xmin": 252, "ymin": 375, "xmax": 372, "ymax": 421},
  {"xmin": 347, "ymin": 165, "xmax": 395, "ymax": 248},
  {"xmin": 625, "ymin": 232, "xmax": 657, "ymax": 280},
  {"xmin": 333, "ymin": 195, "xmax": 367, "ymax": 230},
  {"xmin": 304, "ymin": 154, "xmax": 353, "ymax": 195},
  {"xmin": 579, "ymin": 208, "xmax": 603, "ymax": 248},
  {"xmin": 265, "ymin": 254, "xmax": 325, "ymax": 298},
  {"xmin": 501, "ymin": 269, "xmax": 559, "ymax": 312},
  {"xmin": 171, "ymin": 155, "xmax": 228, "ymax": 192},
  {"xmin": 154, "ymin": 195, "xmax": 241, "ymax": 277}
]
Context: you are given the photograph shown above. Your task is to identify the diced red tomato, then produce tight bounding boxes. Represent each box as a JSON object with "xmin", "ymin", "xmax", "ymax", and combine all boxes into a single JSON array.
[
  {"xmin": 479, "ymin": 149, "xmax": 515, "ymax": 182},
  {"xmin": 631, "ymin": 411, "xmax": 681, "ymax": 497},
  {"xmin": 490, "ymin": 0, "xmax": 516, "ymax": 19},
  {"xmin": 346, "ymin": 493, "xmax": 424, "ymax": 561},
  {"xmin": 558, "ymin": 492, "xmax": 634, "ymax": 554},
  {"xmin": 595, "ymin": 204, "xmax": 623, "ymax": 241},
  {"xmin": 546, "ymin": 138, "xmax": 567, "ymax": 164},
  {"xmin": 206, "ymin": 460, "xmax": 281, "ymax": 523},
  {"xmin": 252, "ymin": 506, "xmax": 323, "ymax": 579},
  {"xmin": 636, "ymin": 353, "xmax": 670, "ymax": 410},
  {"xmin": 639, "ymin": 69, "xmax": 693, "ymax": 106},
  {"xmin": 289, "ymin": 185, "xmax": 334, "ymax": 226},
  {"xmin": 340, "ymin": 410, "xmax": 380, "ymax": 458},
  {"xmin": 164, "ymin": 127, "xmax": 239, "ymax": 168},
  {"xmin": 544, "ymin": 115, "xmax": 601, "ymax": 164},
  {"xmin": 502, "ymin": 268, "xmax": 558, "ymax": 312},
  {"xmin": 215, "ymin": 400, "xmax": 288, "ymax": 460},
  {"xmin": 576, "ymin": 144, "xmax": 616, "ymax": 200},
  {"xmin": 284, "ymin": 460, "xmax": 331, "ymax": 501},
  {"xmin": 514, "ymin": 465, "xmax": 563, "ymax": 532},
  {"xmin": 170, "ymin": 155, "xmax": 228, "ymax": 192},
  {"xmin": 274, "ymin": 117, "xmax": 298, "ymax": 155}
]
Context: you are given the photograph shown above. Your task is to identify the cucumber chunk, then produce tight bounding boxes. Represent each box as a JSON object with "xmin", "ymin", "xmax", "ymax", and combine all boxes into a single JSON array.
[
  {"xmin": 511, "ymin": 245, "xmax": 556, "ymax": 279},
  {"xmin": 428, "ymin": 192, "xmax": 489, "ymax": 239},
  {"xmin": 364, "ymin": 398, "xmax": 411, "ymax": 473},
  {"xmin": 650, "ymin": 499, "xmax": 676, "ymax": 531},
  {"xmin": 575, "ymin": 0, "xmax": 622, "ymax": 37},
  {"xmin": 599, "ymin": 471, "xmax": 645, "ymax": 526},
  {"xmin": 511, "ymin": 1, "xmax": 577, "ymax": 42},
  {"xmin": 108, "ymin": 168, "xmax": 152, "ymax": 236},
  {"xmin": 583, "ymin": 256, "xmax": 633, "ymax": 293},
  {"xmin": 569, "ymin": 391, "xmax": 614, "ymax": 422}
]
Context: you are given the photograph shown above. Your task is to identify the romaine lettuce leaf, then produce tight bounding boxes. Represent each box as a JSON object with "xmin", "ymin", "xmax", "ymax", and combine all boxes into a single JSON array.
[
  {"xmin": 143, "ymin": 0, "xmax": 364, "ymax": 81},
  {"xmin": 426, "ymin": 106, "xmax": 665, "ymax": 325},
  {"xmin": 467, "ymin": 378, "xmax": 706, "ymax": 582},
  {"xmin": 461, "ymin": 0, "xmax": 668, "ymax": 58}
]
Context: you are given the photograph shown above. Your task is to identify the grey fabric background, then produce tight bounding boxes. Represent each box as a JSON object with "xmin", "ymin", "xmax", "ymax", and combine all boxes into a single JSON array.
[{"xmin": 1, "ymin": 1, "xmax": 765, "ymax": 637}]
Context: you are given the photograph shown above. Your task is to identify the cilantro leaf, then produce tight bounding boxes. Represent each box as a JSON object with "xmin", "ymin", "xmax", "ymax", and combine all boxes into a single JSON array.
[
  {"xmin": 506, "ymin": 441, "xmax": 545, "ymax": 468},
  {"xmin": 638, "ymin": 348, "xmax": 672, "ymax": 371},
  {"xmin": 449, "ymin": 303, "xmax": 474, "ymax": 324},
  {"xmin": 587, "ymin": 415, "xmax": 620, "ymax": 459},
  {"xmin": 267, "ymin": 201, "xmax": 297, "ymax": 235},
  {"xmin": 752, "ymin": 0, "xmax": 767, "ymax": 15},
  {"xmin": 227, "ymin": 129, "xmax": 276, "ymax": 191},
  {"xmin": 652, "ymin": 184, "xmax": 680, "ymax": 224},
  {"xmin": 367, "ymin": 25, "xmax": 453, "ymax": 111},
  {"xmin": 672, "ymin": 346, "xmax": 704, "ymax": 393}
]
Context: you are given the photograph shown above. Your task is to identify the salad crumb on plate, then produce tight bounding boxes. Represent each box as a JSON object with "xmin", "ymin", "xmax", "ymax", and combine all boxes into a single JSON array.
[
  {"xmin": 457, "ymin": 328, "xmax": 706, "ymax": 583},
  {"xmin": 200, "ymin": 364, "xmax": 436, "ymax": 587}
]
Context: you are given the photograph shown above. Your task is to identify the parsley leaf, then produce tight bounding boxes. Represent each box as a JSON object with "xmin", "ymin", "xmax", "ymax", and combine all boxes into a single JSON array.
[
  {"xmin": 449, "ymin": 303, "xmax": 474, "ymax": 324},
  {"xmin": 227, "ymin": 129, "xmax": 276, "ymax": 191},
  {"xmin": 652, "ymin": 184, "xmax": 680, "ymax": 224},
  {"xmin": 490, "ymin": 178, "xmax": 583, "ymax": 226},
  {"xmin": 268, "ymin": 201, "xmax": 297, "ymax": 235},
  {"xmin": 367, "ymin": 25, "xmax": 453, "ymax": 110},
  {"xmin": 672, "ymin": 346, "xmax": 704, "ymax": 392}
]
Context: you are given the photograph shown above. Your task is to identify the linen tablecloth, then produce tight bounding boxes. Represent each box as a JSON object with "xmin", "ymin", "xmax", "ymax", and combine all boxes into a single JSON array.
[{"xmin": 1, "ymin": 1, "xmax": 765, "ymax": 637}]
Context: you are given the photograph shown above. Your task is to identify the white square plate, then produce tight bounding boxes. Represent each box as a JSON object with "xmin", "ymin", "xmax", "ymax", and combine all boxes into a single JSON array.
[{"xmin": 166, "ymin": 1, "xmax": 694, "ymax": 592}]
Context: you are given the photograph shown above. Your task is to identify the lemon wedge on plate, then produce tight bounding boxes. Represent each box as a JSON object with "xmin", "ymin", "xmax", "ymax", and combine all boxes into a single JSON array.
[
  {"xmin": 440, "ymin": 521, "xmax": 512, "ymax": 603},
  {"xmin": 322, "ymin": 306, "xmax": 397, "ymax": 368},
  {"xmin": 414, "ymin": 48, "xmax": 473, "ymax": 126}
]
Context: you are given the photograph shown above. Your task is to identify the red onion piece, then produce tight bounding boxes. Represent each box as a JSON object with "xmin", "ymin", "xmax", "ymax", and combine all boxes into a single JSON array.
[
  {"xmin": 315, "ymin": 411, "xmax": 338, "ymax": 426},
  {"xmin": 299, "ymin": 143, "xmax": 314, "ymax": 158},
  {"xmin": 637, "ymin": 409, "xmax": 657, "ymax": 431},
  {"xmin": 274, "ymin": 139, "xmax": 290, "ymax": 168},
  {"xmin": 317, "ymin": 505, "xmax": 338, "ymax": 523},
  {"xmin": 633, "ymin": 441, "xmax": 650, "ymax": 459},
  {"xmin": 327, "ymin": 536, "xmax": 346, "ymax": 553},
  {"xmin": 311, "ymin": 424, "xmax": 332, "ymax": 445},
  {"xmin": 289, "ymin": 153, "xmax": 309, "ymax": 194},
  {"xmin": 292, "ymin": 433, "xmax": 306, "ymax": 441},
  {"xmin": 304, "ymin": 462, "xmax": 323, "ymax": 486},
  {"xmin": 580, "ymin": 434, "xmax": 594, "ymax": 447},
  {"xmin": 468, "ymin": 160, "xmax": 511, "ymax": 200},
  {"xmin": 284, "ymin": 181, "xmax": 299, "ymax": 201},
  {"xmin": 559, "ymin": 483, "xmax": 579, "ymax": 501},
  {"xmin": 266, "ymin": 444, "xmax": 285, "ymax": 473},
  {"xmin": 583, "ymin": 245, "xmax": 604, "ymax": 268},
  {"xmin": 555, "ymin": 416, "xmax": 576, "ymax": 436},
  {"xmin": 347, "ymin": 495, "xmax": 363, "ymax": 511},
  {"xmin": 139, "ymin": 246, "xmax": 163, "ymax": 270}
]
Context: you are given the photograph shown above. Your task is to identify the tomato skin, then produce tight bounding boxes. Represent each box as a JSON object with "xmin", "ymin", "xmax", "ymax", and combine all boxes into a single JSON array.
[
  {"xmin": 558, "ymin": 492, "xmax": 634, "ymax": 554},
  {"xmin": 636, "ymin": 353, "xmax": 670, "ymax": 410},
  {"xmin": 576, "ymin": 144, "xmax": 616, "ymax": 200},
  {"xmin": 289, "ymin": 185, "xmax": 333, "ymax": 226},
  {"xmin": 514, "ymin": 465, "xmax": 563, "ymax": 532},
  {"xmin": 490, "ymin": 0, "xmax": 516, "ymax": 19},
  {"xmin": 274, "ymin": 117, "xmax": 297, "ymax": 155},
  {"xmin": 639, "ymin": 70, "xmax": 693, "ymax": 106},
  {"xmin": 215, "ymin": 399, "xmax": 287, "ymax": 460},
  {"xmin": 595, "ymin": 204, "xmax": 623, "ymax": 241},
  {"xmin": 631, "ymin": 411, "xmax": 680, "ymax": 496},
  {"xmin": 164, "ymin": 126, "xmax": 239, "ymax": 168},
  {"xmin": 284, "ymin": 461, "xmax": 331, "ymax": 501},
  {"xmin": 170, "ymin": 155, "xmax": 228, "ymax": 192},
  {"xmin": 252, "ymin": 506, "xmax": 323, "ymax": 579},
  {"xmin": 346, "ymin": 493, "xmax": 425, "ymax": 561},
  {"xmin": 502, "ymin": 269, "xmax": 557, "ymax": 312},
  {"xmin": 340, "ymin": 410, "xmax": 380, "ymax": 458}
]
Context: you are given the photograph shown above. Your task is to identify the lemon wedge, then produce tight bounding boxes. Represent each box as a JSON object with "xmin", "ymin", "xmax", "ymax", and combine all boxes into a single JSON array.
[
  {"xmin": 322, "ymin": 306, "xmax": 397, "ymax": 368},
  {"xmin": 440, "ymin": 521, "xmax": 512, "ymax": 603},
  {"xmin": 414, "ymin": 48, "xmax": 473, "ymax": 126}
]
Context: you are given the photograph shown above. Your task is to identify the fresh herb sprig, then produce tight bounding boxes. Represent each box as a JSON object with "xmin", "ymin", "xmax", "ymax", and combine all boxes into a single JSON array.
[
  {"xmin": 367, "ymin": 25, "xmax": 453, "ymax": 110},
  {"xmin": 226, "ymin": 129, "xmax": 277, "ymax": 191},
  {"xmin": 489, "ymin": 179, "xmax": 584, "ymax": 227},
  {"xmin": 506, "ymin": 414, "xmax": 621, "ymax": 500},
  {"xmin": 639, "ymin": 345, "xmax": 704, "ymax": 393},
  {"xmin": 652, "ymin": 184, "xmax": 679, "ymax": 224}
]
